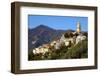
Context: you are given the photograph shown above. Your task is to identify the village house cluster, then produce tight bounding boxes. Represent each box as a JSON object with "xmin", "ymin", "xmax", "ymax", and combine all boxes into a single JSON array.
[{"xmin": 33, "ymin": 22, "xmax": 87, "ymax": 55}]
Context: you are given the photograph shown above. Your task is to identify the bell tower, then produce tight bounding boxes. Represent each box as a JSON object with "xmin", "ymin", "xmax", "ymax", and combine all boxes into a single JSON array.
[{"xmin": 76, "ymin": 21, "xmax": 81, "ymax": 33}]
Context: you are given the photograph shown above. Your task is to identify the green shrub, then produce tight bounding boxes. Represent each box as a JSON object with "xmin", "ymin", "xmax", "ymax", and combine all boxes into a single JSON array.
[{"xmin": 62, "ymin": 40, "xmax": 88, "ymax": 59}]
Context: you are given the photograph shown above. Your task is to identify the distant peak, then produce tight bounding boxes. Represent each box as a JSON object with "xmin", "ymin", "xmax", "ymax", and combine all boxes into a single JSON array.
[
  {"xmin": 35, "ymin": 25, "xmax": 49, "ymax": 29},
  {"xmin": 38, "ymin": 25, "xmax": 47, "ymax": 27},
  {"xmin": 34, "ymin": 24, "xmax": 55, "ymax": 31}
]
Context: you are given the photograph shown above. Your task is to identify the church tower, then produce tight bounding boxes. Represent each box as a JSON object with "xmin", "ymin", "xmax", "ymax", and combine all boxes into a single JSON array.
[{"xmin": 76, "ymin": 21, "xmax": 81, "ymax": 33}]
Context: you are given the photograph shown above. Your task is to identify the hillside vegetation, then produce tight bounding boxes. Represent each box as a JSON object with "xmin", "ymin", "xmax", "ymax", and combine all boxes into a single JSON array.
[{"xmin": 28, "ymin": 39, "xmax": 88, "ymax": 60}]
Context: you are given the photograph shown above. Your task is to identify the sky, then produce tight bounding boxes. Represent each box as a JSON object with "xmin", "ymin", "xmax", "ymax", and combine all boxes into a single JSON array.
[{"xmin": 28, "ymin": 15, "xmax": 88, "ymax": 31}]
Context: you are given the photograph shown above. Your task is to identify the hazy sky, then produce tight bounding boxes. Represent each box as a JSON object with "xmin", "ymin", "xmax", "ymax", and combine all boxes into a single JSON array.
[{"xmin": 28, "ymin": 15, "xmax": 88, "ymax": 31}]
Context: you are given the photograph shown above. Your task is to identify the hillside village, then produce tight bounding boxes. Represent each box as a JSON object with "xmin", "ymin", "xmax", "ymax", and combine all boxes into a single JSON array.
[{"xmin": 29, "ymin": 22, "xmax": 88, "ymax": 60}]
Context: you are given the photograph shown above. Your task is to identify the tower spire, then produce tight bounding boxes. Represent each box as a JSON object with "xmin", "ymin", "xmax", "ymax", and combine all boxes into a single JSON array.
[{"xmin": 76, "ymin": 21, "xmax": 81, "ymax": 33}]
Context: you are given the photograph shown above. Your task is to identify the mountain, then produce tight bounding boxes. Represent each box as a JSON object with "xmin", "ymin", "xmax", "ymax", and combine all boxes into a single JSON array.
[{"xmin": 28, "ymin": 25, "xmax": 75, "ymax": 53}]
